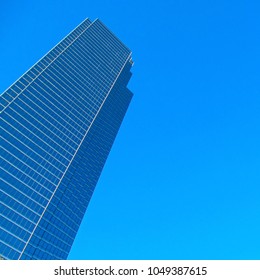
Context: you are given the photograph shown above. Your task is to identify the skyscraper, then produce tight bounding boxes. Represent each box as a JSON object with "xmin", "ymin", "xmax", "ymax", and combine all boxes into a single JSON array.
[{"xmin": 0, "ymin": 18, "xmax": 133, "ymax": 260}]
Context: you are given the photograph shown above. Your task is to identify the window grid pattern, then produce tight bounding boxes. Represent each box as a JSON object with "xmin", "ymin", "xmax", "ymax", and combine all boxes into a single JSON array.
[
  {"xmin": 0, "ymin": 18, "xmax": 133, "ymax": 259},
  {"xmin": 21, "ymin": 63, "xmax": 133, "ymax": 259},
  {"xmin": 0, "ymin": 18, "xmax": 92, "ymax": 112}
]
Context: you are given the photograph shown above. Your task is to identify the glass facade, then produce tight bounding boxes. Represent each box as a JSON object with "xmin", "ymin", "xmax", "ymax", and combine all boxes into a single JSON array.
[{"xmin": 0, "ymin": 18, "xmax": 133, "ymax": 260}]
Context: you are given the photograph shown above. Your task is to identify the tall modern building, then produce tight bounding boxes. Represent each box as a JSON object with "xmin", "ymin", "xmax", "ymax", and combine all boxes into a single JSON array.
[{"xmin": 0, "ymin": 18, "xmax": 133, "ymax": 259}]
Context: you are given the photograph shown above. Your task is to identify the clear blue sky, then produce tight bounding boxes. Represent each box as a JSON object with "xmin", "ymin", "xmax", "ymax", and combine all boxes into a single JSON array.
[{"xmin": 1, "ymin": 0, "xmax": 260, "ymax": 260}]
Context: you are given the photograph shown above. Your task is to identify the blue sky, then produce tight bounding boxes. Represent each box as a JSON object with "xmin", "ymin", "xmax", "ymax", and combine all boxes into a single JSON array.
[{"xmin": 1, "ymin": 0, "xmax": 260, "ymax": 259}]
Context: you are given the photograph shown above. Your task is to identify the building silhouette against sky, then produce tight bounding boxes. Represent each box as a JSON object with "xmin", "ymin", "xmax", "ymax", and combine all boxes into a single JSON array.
[{"xmin": 0, "ymin": 18, "xmax": 133, "ymax": 260}]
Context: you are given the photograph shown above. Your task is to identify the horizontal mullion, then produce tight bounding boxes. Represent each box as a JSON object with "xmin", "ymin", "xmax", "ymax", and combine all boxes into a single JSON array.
[
  {"xmin": 2, "ymin": 113, "xmax": 70, "ymax": 169},
  {"xmin": 6, "ymin": 104, "xmax": 74, "ymax": 160},
  {"xmin": 1, "ymin": 160, "xmax": 56, "ymax": 205},
  {"xmin": 72, "ymin": 40, "xmax": 119, "ymax": 84},
  {"xmin": 0, "ymin": 224, "xmax": 28, "ymax": 245},
  {"xmin": 80, "ymin": 25, "xmax": 127, "ymax": 68},
  {"xmin": 58, "ymin": 44, "xmax": 113, "ymax": 94},
  {"xmin": 29, "ymin": 233, "xmax": 70, "ymax": 257},
  {"xmin": 47, "ymin": 59, "xmax": 104, "ymax": 113},
  {"xmin": 48, "ymin": 51, "xmax": 106, "ymax": 98},
  {"xmin": 2, "ymin": 146, "xmax": 60, "ymax": 187},
  {"xmin": 31, "ymin": 77, "xmax": 87, "ymax": 136},
  {"xmin": 26, "ymin": 79, "xmax": 82, "ymax": 142},
  {"xmin": 78, "ymin": 25, "xmax": 121, "ymax": 65},
  {"xmin": 1, "ymin": 154, "xmax": 53, "ymax": 198},
  {"xmin": 1, "ymin": 203, "xmax": 37, "ymax": 231},
  {"xmin": 45, "ymin": 64, "xmax": 99, "ymax": 117},
  {"xmin": 13, "ymin": 94, "xmax": 77, "ymax": 153},
  {"xmin": 1, "ymin": 167, "xmax": 50, "ymax": 204},
  {"xmin": 37, "ymin": 71, "xmax": 93, "ymax": 127},
  {"xmin": 63, "ymin": 41, "xmax": 115, "ymax": 85},
  {"xmin": 50, "ymin": 58, "xmax": 107, "ymax": 112},
  {"xmin": 94, "ymin": 21, "xmax": 130, "ymax": 55},
  {"xmin": 2, "ymin": 135, "xmax": 63, "ymax": 179},
  {"xmin": 0, "ymin": 190, "xmax": 41, "ymax": 222},
  {"xmin": 0, "ymin": 231, "xmax": 25, "ymax": 254},
  {"xmin": 0, "ymin": 215, "xmax": 31, "ymax": 240},
  {"xmin": 0, "ymin": 122, "xmax": 67, "ymax": 174},
  {"xmin": 1, "ymin": 173, "xmax": 47, "ymax": 211}
]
